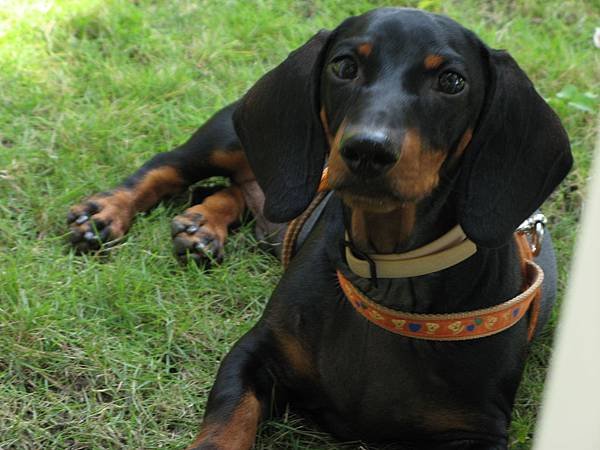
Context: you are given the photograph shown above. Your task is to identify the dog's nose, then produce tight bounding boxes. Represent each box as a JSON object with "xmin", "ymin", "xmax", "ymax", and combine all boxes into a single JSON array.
[{"xmin": 340, "ymin": 132, "xmax": 397, "ymax": 178}]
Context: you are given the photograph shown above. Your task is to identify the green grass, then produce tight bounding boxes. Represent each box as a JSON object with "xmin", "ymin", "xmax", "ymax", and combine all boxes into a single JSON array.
[{"xmin": 0, "ymin": 0, "xmax": 598, "ymax": 448}]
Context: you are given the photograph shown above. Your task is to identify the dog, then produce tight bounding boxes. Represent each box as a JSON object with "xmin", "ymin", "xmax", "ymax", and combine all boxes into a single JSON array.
[{"xmin": 67, "ymin": 7, "xmax": 572, "ymax": 449}]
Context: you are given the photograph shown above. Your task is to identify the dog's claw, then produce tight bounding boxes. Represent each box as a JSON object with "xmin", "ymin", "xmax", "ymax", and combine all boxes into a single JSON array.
[
  {"xmin": 170, "ymin": 221, "xmax": 186, "ymax": 237},
  {"xmin": 76, "ymin": 214, "xmax": 89, "ymax": 225}
]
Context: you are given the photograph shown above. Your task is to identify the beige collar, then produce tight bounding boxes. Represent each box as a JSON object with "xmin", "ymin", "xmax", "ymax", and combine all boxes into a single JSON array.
[{"xmin": 345, "ymin": 225, "xmax": 477, "ymax": 279}]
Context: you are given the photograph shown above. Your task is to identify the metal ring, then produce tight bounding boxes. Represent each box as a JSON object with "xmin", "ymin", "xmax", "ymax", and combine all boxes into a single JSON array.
[{"xmin": 516, "ymin": 213, "xmax": 547, "ymax": 257}]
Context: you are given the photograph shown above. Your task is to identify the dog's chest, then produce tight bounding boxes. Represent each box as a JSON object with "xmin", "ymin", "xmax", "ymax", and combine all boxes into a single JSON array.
[{"xmin": 285, "ymin": 293, "xmax": 530, "ymax": 440}]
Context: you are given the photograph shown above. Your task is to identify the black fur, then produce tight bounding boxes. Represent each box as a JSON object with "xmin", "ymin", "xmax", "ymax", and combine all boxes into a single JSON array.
[
  {"xmin": 233, "ymin": 30, "xmax": 332, "ymax": 223},
  {"xmin": 457, "ymin": 49, "xmax": 572, "ymax": 248}
]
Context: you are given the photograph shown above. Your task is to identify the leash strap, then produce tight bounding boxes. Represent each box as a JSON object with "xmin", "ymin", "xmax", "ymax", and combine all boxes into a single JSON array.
[
  {"xmin": 281, "ymin": 191, "xmax": 328, "ymax": 268},
  {"xmin": 281, "ymin": 168, "xmax": 331, "ymax": 268}
]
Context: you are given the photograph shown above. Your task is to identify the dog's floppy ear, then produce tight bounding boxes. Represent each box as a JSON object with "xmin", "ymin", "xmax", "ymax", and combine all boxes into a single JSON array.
[
  {"xmin": 457, "ymin": 49, "xmax": 572, "ymax": 248},
  {"xmin": 233, "ymin": 30, "xmax": 332, "ymax": 223}
]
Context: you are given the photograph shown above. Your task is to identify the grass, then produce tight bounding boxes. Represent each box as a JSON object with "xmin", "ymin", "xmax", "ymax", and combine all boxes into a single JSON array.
[{"xmin": 0, "ymin": 0, "xmax": 598, "ymax": 448}]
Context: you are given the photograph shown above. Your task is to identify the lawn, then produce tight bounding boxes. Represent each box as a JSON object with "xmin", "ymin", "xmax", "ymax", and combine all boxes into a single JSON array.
[{"xmin": 0, "ymin": 0, "xmax": 598, "ymax": 448}]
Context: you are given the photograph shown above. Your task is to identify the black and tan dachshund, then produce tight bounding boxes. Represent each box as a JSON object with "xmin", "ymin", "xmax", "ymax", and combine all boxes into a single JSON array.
[{"xmin": 67, "ymin": 8, "xmax": 572, "ymax": 450}]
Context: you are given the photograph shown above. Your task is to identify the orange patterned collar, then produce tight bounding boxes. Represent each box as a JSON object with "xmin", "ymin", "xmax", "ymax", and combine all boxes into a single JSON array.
[{"xmin": 337, "ymin": 233, "xmax": 543, "ymax": 341}]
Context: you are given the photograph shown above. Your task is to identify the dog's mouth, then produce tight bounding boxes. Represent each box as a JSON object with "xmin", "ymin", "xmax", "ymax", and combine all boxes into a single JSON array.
[{"xmin": 331, "ymin": 177, "xmax": 415, "ymax": 211}]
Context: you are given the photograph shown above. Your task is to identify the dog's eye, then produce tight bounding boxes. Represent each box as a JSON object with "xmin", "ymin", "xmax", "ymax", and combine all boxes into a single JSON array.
[
  {"xmin": 330, "ymin": 57, "xmax": 358, "ymax": 80},
  {"xmin": 438, "ymin": 71, "xmax": 465, "ymax": 94}
]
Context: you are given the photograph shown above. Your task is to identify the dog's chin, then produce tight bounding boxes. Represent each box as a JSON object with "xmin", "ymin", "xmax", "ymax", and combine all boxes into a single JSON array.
[
  {"xmin": 330, "ymin": 173, "xmax": 431, "ymax": 212},
  {"xmin": 337, "ymin": 188, "xmax": 410, "ymax": 213}
]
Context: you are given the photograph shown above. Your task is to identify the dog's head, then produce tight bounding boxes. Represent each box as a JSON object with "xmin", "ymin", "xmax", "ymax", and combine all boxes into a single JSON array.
[{"xmin": 233, "ymin": 8, "xmax": 572, "ymax": 248}]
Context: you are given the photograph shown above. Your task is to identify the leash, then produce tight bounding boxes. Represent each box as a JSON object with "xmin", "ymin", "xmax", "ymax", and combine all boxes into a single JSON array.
[
  {"xmin": 281, "ymin": 167, "xmax": 330, "ymax": 268},
  {"xmin": 281, "ymin": 170, "xmax": 544, "ymax": 342}
]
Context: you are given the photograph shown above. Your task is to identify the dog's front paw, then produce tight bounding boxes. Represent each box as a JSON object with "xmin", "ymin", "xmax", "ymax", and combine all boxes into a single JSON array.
[
  {"xmin": 67, "ymin": 191, "xmax": 134, "ymax": 253},
  {"xmin": 171, "ymin": 209, "xmax": 225, "ymax": 267}
]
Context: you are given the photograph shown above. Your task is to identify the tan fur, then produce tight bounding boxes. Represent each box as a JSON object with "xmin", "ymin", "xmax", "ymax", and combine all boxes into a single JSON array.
[
  {"xmin": 350, "ymin": 204, "xmax": 416, "ymax": 253},
  {"xmin": 133, "ymin": 166, "xmax": 183, "ymax": 211},
  {"xmin": 69, "ymin": 190, "xmax": 136, "ymax": 238},
  {"xmin": 324, "ymin": 118, "xmax": 350, "ymax": 190},
  {"xmin": 320, "ymin": 107, "xmax": 333, "ymax": 147},
  {"xmin": 357, "ymin": 43, "xmax": 373, "ymax": 57},
  {"xmin": 188, "ymin": 392, "xmax": 261, "ymax": 450},
  {"xmin": 209, "ymin": 149, "xmax": 254, "ymax": 184},
  {"xmin": 276, "ymin": 331, "xmax": 317, "ymax": 379},
  {"xmin": 424, "ymin": 54, "xmax": 444, "ymax": 70},
  {"xmin": 179, "ymin": 185, "xmax": 245, "ymax": 244},
  {"xmin": 328, "ymin": 127, "xmax": 447, "ymax": 251},
  {"xmin": 388, "ymin": 129, "xmax": 447, "ymax": 201},
  {"xmin": 453, "ymin": 128, "xmax": 473, "ymax": 160}
]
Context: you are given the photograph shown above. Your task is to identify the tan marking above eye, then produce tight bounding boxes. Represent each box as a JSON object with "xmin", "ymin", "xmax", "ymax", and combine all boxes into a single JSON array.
[
  {"xmin": 424, "ymin": 54, "xmax": 444, "ymax": 70},
  {"xmin": 357, "ymin": 43, "xmax": 373, "ymax": 57}
]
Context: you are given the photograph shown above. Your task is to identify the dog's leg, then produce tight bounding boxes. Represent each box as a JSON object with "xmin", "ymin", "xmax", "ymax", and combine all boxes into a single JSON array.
[
  {"xmin": 187, "ymin": 328, "xmax": 274, "ymax": 450},
  {"xmin": 67, "ymin": 102, "xmax": 249, "ymax": 254}
]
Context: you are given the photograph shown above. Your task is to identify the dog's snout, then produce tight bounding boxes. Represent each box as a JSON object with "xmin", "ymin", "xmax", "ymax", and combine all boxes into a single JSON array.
[{"xmin": 340, "ymin": 132, "xmax": 397, "ymax": 178}]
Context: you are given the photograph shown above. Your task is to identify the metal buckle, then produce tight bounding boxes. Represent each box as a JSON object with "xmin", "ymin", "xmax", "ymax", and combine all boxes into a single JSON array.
[{"xmin": 516, "ymin": 213, "xmax": 547, "ymax": 257}]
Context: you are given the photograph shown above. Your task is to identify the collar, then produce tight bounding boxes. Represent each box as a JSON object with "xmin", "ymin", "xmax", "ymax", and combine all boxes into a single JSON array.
[
  {"xmin": 338, "ymin": 232, "xmax": 543, "ymax": 341},
  {"xmin": 344, "ymin": 225, "xmax": 477, "ymax": 279}
]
